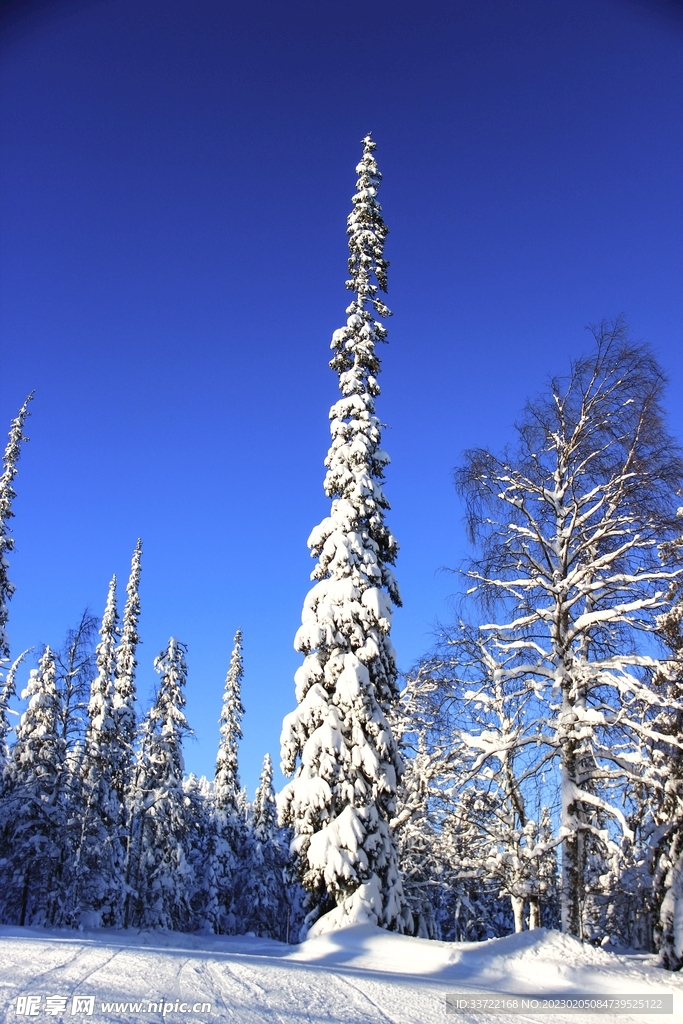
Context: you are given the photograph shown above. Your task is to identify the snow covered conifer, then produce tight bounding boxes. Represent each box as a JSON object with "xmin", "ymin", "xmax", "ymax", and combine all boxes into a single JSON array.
[
  {"xmin": 0, "ymin": 396, "xmax": 33, "ymax": 784},
  {"xmin": 0, "ymin": 647, "xmax": 67, "ymax": 925},
  {"xmin": 280, "ymin": 135, "xmax": 405, "ymax": 935},
  {"xmin": 0, "ymin": 394, "xmax": 32, "ymax": 665},
  {"xmin": 73, "ymin": 575, "xmax": 124, "ymax": 923},
  {"xmin": 129, "ymin": 638, "xmax": 193, "ymax": 930},
  {"xmin": 239, "ymin": 753, "xmax": 289, "ymax": 939},
  {"xmin": 112, "ymin": 539, "xmax": 142, "ymax": 800},
  {"xmin": 253, "ymin": 753, "xmax": 278, "ymax": 839},
  {"xmin": 215, "ymin": 630, "xmax": 244, "ymax": 812},
  {"xmin": 85, "ymin": 576, "xmax": 119, "ymax": 760},
  {"xmin": 212, "ymin": 630, "xmax": 246, "ymax": 932},
  {"xmin": 0, "ymin": 652, "xmax": 29, "ymax": 787}
]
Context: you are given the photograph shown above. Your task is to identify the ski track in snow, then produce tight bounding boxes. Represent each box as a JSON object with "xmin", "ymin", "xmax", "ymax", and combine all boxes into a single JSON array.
[{"xmin": 2, "ymin": 924, "xmax": 683, "ymax": 1023}]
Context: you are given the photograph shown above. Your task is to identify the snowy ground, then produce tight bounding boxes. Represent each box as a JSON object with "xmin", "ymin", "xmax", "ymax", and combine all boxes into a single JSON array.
[{"xmin": 1, "ymin": 923, "xmax": 682, "ymax": 1023}]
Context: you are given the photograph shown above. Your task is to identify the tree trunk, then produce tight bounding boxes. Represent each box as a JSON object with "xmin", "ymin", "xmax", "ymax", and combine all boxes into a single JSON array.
[
  {"xmin": 511, "ymin": 894, "xmax": 525, "ymax": 933},
  {"xmin": 19, "ymin": 870, "xmax": 30, "ymax": 926},
  {"xmin": 528, "ymin": 896, "xmax": 540, "ymax": 930},
  {"xmin": 561, "ymin": 749, "xmax": 584, "ymax": 938}
]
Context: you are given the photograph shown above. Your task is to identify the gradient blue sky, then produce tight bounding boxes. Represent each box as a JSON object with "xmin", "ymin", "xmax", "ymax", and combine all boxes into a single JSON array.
[{"xmin": 3, "ymin": 0, "xmax": 683, "ymax": 795}]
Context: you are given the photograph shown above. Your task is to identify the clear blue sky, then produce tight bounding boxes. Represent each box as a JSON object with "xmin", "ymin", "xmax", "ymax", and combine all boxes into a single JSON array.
[{"xmin": 3, "ymin": 0, "xmax": 683, "ymax": 796}]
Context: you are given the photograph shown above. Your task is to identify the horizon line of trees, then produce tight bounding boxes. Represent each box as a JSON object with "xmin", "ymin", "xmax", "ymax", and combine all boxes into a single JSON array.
[{"xmin": 0, "ymin": 488, "xmax": 299, "ymax": 936}]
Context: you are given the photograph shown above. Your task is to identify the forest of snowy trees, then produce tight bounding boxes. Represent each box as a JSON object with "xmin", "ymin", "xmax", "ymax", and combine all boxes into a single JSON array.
[{"xmin": 3, "ymin": 137, "xmax": 683, "ymax": 968}]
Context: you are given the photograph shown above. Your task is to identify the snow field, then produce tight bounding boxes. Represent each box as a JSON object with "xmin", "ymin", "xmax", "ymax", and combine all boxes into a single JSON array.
[{"xmin": 1, "ymin": 925, "xmax": 682, "ymax": 1024}]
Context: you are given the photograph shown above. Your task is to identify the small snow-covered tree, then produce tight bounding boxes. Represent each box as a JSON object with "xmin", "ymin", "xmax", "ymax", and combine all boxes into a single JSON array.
[
  {"xmin": 239, "ymin": 753, "xmax": 289, "ymax": 939},
  {"xmin": 423, "ymin": 627, "xmax": 561, "ymax": 933},
  {"xmin": 0, "ymin": 652, "xmax": 28, "ymax": 786},
  {"xmin": 455, "ymin": 322, "xmax": 683, "ymax": 938},
  {"xmin": 396, "ymin": 651, "xmax": 542, "ymax": 941},
  {"xmin": 128, "ymin": 638, "xmax": 193, "ymax": 930},
  {"xmin": 54, "ymin": 610, "xmax": 98, "ymax": 751},
  {"xmin": 280, "ymin": 135, "xmax": 405, "ymax": 935},
  {"xmin": 393, "ymin": 735, "xmax": 440, "ymax": 939},
  {"xmin": 0, "ymin": 393, "xmax": 32, "ymax": 667},
  {"xmin": 183, "ymin": 773, "xmax": 219, "ymax": 932},
  {"xmin": 0, "ymin": 648, "xmax": 68, "ymax": 925}
]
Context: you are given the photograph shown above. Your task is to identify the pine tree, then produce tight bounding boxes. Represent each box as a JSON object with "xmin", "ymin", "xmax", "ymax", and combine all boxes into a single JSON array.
[
  {"xmin": 215, "ymin": 629, "xmax": 244, "ymax": 811},
  {"xmin": 71, "ymin": 576, "xmax": 125, "ymax": 924},
  {"xmin": 213, "ymin": 629, "xmax": 245, "ymax": 933},
  {"xmin": 0, "ymin": 648, "xmax": 68, "ymax": 925},
  {"xmin": 0, "ymin": 393, "xmax": 32, "ymax": 667},
  {"xmin": 239, "ymin": 753, "xmax": 289, "ymax": 939},
  {"xmin": 0, "ymin": 396, "xmax": 33, "ymax": 774},
  {"xmin": 183, "ymin": 773, "xmax": 220, "ymax": 932},
  {"xmin": 128, "ymin": 638, "xmax": 193, "ymax": 930},
  {"xmin": 280, "ymin": 135, "xmax": 406, "ymax": 935},
  {"xmin": 112, "ymin": 539, "xmax": 142, "ymax": 802},
  {"xmin": 0, "ymin": 652, "xmax": 27, "ymax": 786}
]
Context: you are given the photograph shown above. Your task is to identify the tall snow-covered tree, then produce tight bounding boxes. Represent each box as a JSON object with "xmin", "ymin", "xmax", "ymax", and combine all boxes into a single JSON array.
[
  {"xmin": 213, "ymin": 629, "xmax": 246, "ymax": 933},
  {"xmin": 455, "ymin": 322, "xmax": 683, "ymax": 938},
  {"xmin": 127, "ymin": 638, "xmax": 194, "ymax": 930},
  {"xmin": 0, "ymin": 396, "xmax": 34, "ymax": 775},
  {"xmin": 215, "ymin": 629, "xmax": 244, "ymax": 811},
  {"xmin": 71, "ymin": 576, "xmax": 125, "ymax": 924},
  {"xmin": 280, "ymin": 135, "xmax": 406, "ymax": 935},
  {"xmin": 112, "ymin": 539, "xmax": 142, "ymax": 802},
  {"xmin": 0, "ymin": 393, "xmax": 32, "ymax": 667}
]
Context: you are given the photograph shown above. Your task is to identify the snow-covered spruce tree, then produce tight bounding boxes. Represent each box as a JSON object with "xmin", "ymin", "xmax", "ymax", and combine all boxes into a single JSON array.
[
  {"xmin": 71, "ymin": 575, "xmax": 125, "ymax": 925},
  {"xmin": 112, "ymin": 539, "xmax": 142, "ymax": 804},
  {"xmin": 280, "ymin": 135, "xmax": 406, "ymax": 935},
  {"xmin": 238, "ymin": 753, "xmax": 289, "ymax": 939},
  {"xmin": 215, "ymin": 629, "xmax": 245, "ymax": 810},
  {"xmin": 128, "ymin": 638, "xmax": 193, "ymax": 930},
  {"xmin": 183, "ymin": 773, "xmax": 220, "ymax": 932},
  {"xmin": 0, "ymin": 395, "xmax": 33, "ymax": 775},
  {"xmin": 455, "ymin": 322, "xmax": 683, "ymax": 939},
  {"xmin": 0, "ymin": 393, "xmax": 32, "ymax": 667},
  {"xmin": 212, "ymin": 629, "xmax": 246, "ymax": 933},
  {"xmin": 0, "ymin": 648, "xmax": 68, "ymax": 925},
  {"xmin": 0, "ymin": 652, "xmax": 28, "ymax": 787}
]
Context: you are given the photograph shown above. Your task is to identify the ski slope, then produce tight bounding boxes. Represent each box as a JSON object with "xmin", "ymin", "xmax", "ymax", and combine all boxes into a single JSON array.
[{"xmin": 1, "ymin": 923, "xmax": 681, "ymax": 1023}]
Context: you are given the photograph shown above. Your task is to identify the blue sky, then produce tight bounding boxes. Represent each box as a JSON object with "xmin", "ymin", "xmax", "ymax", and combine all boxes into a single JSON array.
[{"xmin": 3, "ymin": 0, "xmax": 683, "ymax": 795}]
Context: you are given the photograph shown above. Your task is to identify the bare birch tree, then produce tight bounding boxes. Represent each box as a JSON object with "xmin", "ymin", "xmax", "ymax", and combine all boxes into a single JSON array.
[{"xmin": 455, "ymin": 320, "xmax": 683, "ymax": 938}]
